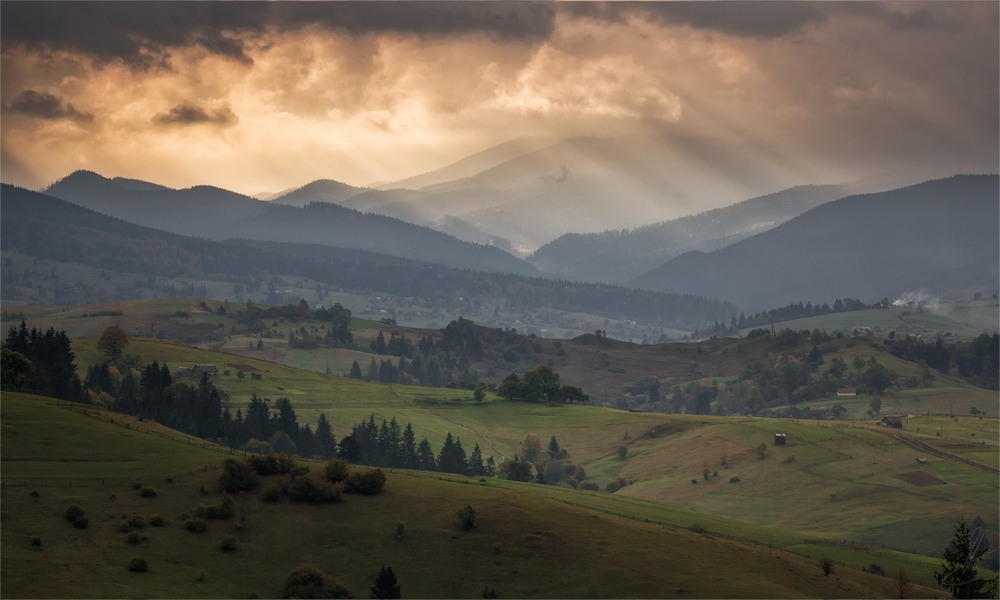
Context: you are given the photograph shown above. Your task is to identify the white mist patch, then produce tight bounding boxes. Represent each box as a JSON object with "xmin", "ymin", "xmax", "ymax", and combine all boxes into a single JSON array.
[{"xmin": 892, "ymin": 290, "xmax": 949, "ymax": 314}]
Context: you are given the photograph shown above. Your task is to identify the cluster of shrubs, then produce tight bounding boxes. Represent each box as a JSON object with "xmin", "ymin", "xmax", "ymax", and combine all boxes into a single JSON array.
[
  {"xmin": 65, "ymin": 505, "xmax": 88, "ymax": 529},
  {"xmin": 221, "ymin": 455, "xmax": 386, "ymax": 506},
  {"xmin": 605, "ymin": 477, "xmax": 635, "ymax": 493}
]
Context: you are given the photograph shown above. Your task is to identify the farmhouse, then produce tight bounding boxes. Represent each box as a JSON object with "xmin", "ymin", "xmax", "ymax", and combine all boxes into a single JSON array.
[
  {"xmin": 877, "ymin": 415, "xmax": 904, "ymax": 428},
  {"xmin": 837, "ymin": 387, "xmax": 858, "ymax": 397},
  {"xmin": 175, "ymin": 364, "xmax": 219, "ymax": 379}
]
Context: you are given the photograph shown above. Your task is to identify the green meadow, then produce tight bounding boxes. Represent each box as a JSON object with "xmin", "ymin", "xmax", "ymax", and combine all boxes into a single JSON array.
[{"xmin": 1, "ymin": 394, "xmax": 951, "ymax": 598}]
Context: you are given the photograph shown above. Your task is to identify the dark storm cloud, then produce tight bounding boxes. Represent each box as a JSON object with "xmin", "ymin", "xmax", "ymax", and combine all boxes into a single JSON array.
[
  {"xmin": 0, "ymin": 2, "xmax": 557, "ymax": 68},
  {"xmin": 153, "ymin": 103, "xmax": 237, "ymax": 127},
  {"xmin": 563, "ymin": 2, "xmax": 827, "ymax": 38},
  {"xmin": 7, "ymin": 90, "xmax": 93, "ymax": 122}
]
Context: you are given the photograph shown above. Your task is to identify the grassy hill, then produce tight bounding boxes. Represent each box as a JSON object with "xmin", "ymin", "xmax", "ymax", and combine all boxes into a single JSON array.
[
  {"xmin": 1, "ymin": 393, "xmax": 951, "ymax": 598},
  {"xmin": 6, "ymin": 300, "xmax": 997, "ymax": 572}
]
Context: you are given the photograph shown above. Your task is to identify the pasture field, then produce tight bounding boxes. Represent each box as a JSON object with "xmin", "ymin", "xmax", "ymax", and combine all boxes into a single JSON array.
[
  {"xmin": 55, "ymin": 334, "xmax": 1000, "ymax": 564},
  {"xmin": 0, "ymin": 394, "xmax": 949, "ymax": 598},
  {"xmin": 748, "ymin": 298, "xmax": 999, "ymax": 341}
]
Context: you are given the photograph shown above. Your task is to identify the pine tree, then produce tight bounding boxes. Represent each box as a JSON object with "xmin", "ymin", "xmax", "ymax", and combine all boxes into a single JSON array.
[
  {"xmin": 467, "ymin": 443, "xmax": 485, "ymax": 476},
  {"xmin": 934, "ymin": 519, "xmax": 999, "ymax": 598},
  {"xmin": 400, "ymin": 422, "xmax": 418, "ymax": 469},
  {"xmin": 417, "ymin": 438, "xmax": 437, "ymax": 471},
  {"xmin": 438, "ymin": 432, "xmax": 468, "ymax": 474},
  {"xmin": 315, "ymin": 414, "xmax": 337, "ymax": 458},
  {"xmin": 370, "ymin": 566, "xmax": 401, "ymax": 599}
]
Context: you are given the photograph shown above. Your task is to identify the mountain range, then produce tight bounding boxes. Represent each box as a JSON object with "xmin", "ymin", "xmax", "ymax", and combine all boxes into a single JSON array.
[
  {"xmin": 9, "ymin": 137, "xmax": 999, "ymax": 325},
  {"xmin": 267, "ymin": 133, "xmax": 840, "ymax": 253},
  {"xmin": 43, "ymin": 171, "xmax": 534, "ymax": 276},
  {"xmin": 630, "ymin": 175, "xmax": 999, "ymax": 311}
]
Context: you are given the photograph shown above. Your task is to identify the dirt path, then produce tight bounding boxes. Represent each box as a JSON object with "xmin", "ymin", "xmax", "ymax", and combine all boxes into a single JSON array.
[{"xmin": 873, "ymin": 428, "xmax": 998, "ymax": 475}]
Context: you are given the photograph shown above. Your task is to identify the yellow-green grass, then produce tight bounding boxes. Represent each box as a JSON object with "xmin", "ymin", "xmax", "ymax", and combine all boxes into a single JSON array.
[
  {"xmin": 1, "ymin": 393, "xmax": 223, "ymax": 482},
  {"xmin": 55, "ymin": 336, "xmax": 1000, "ymax": 561},
  {"xmin": 15, "ymin": 322, "xmax": 998, "ymax": 564},
  {"xmin": 0, "ymin": 396, "xmax": 945, "ymax": 598}
]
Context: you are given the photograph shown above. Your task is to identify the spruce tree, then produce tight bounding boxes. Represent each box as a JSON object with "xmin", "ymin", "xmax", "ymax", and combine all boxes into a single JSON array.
[{"xmin": 934, "ymin": 519, "xmax": 999, "ymax": 598}]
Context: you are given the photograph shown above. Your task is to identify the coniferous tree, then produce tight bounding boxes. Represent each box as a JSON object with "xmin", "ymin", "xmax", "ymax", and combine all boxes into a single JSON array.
[
  {"xmin": 315, "ymin": 413, "xmax": 337, "ymax": 459},
  {"xmin": 417, "ymin": 438, "xmax": 437, "ymax": 471},
  {"xmin": 370, "ymin": 566, "xmax": 401, "ymax": 599},
  {"xmin": 467, "ymin": 443, "xmax": 485, "ymax": 476},
  {"xmin": 400, "ymin": 422, "xmax": 418, "ymax": 469},
  {"xmin": 438, "ymin": 433, "xmax": 468, "ymax": 474},
  {"xmin": 934, "ymin": 519, "xmax": 999, "ymax": 598},
  {"xmin": 349, "ymin": 360, "xmax": 363, "ymax": 379}
]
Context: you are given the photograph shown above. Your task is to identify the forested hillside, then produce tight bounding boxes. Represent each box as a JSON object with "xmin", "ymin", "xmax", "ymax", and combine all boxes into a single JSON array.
[
  {"xmin": 42, "ymin": 171, "xmax": 535, "ymax": 275},
  {"xmin": 529, "ymin": 184, "xmax": 855, "ymax": 283},
  {"xmin": 0, "ymin": 185, "xmax": 737, "ymax": 332},
  {"xmin": 631, "ymin": 175, "xmax": 999, "ymax": 310}
]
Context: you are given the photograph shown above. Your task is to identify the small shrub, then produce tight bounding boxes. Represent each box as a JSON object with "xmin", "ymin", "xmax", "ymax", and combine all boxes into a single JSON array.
[
  {"xmin": 219, "ymin": 536, "xmax": 239, "ymax": 552},
  {"xmin": 140, "ymin": 487, "xmax": 157, "ymax": 498},
  {"xmin": 73, "ymin": 516, "xmax": 89, "ymax": 529},
  {"xmin": 29, "ymin": 490, "xmax": 40, "ymax": 498},
  {"xmin": 148, "ymin": 514, "xmax": 165, "ymax": 527},
  {"xmin": 218, "ymin": 458, "xmax": 259, "ymax": 494},
  {"xmin": 65, "ymin": 505, "xmax": 85, "ymax": 522},
  {"xmin": 324, "ymin": 459, "xmax": 350, "ymax": 483},
  {"xmin": 288, "ymin": 478, "xmax": 341, "ymax": 503},
  {"xmin": 729, "ymin": 477, "xmax": 741, "ymax": 483},
  {"xmin": 579, "ymin": 480, "xmax": 599, "ymax": 491},
  {"xmin": 867, "ymin": 563, "xmax": 886, "ymax": 577},
  {"xmin": 132, "ymin": 482, "xmax": 142, "ymax": 490},
  {"xmin": 820, "ymin": 557, "xmax": 834, "ymax": 576},
  {"xmin": 395, "ymin": 521, "xmax": 405, "ymax": 538},
  {"xmin": 455, "ymin": 505, "xmax": 477, "ymax": 530},
  {"xmin": 30, "ymin": 537, "xmax": 41, "ymax": 547},
  {"xmin": 185, "ymin": 518, "xmax": 207, "ymax": 534},
  {"xmin": 247, "ymin": 453, "xmax": 297, "ymax": 476},
  {"xmin": 205, "ymin": 495, "xmax": 234, "ymax": 519},
  {"xmin": 344, "ymin": 469, "xmax": 386, "ymax": 495},
  {"xmin": 128, "ymin": 557, "xmax": 148, "ymax": 573},
  {"xmin": 126, "ymin": 532, "xmax": 143, "ymax": 546},
  {"xmin": 127, "ymin": 514, "xmax": 146, "ymax": 528},
  {"xmin": 606, "ymin": 479, "xmax": 621, "ymax": 493}
]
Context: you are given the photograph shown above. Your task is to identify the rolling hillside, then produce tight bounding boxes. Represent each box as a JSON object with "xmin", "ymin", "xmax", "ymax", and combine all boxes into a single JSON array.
[
  {"xmin": 0, "ymin": 393, "xmax": 960, "ymax": 598},
  {"xmin": 630, "ymin": 175, "xmax": 1000, "ymax": 311}
]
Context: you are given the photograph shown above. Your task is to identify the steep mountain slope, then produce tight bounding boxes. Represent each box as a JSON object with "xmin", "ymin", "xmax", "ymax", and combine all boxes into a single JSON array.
[
  {"xmin": 529, "ymin": 184, "xmax": 855, "ymax": 283},
  {"xmin": 629, "ymin": 175, "xmax": 1000, "ymax": 311},
  {"xmin": 42, "ymin": 171, "xmax": 534, "ymax": 275},
  {"xmin": 376, "ymin": 135, "xmax": 555, "ymax": 190},
  {"xmin": 318, "ymin": 133, "xmax": 811, "ymax": 252}
]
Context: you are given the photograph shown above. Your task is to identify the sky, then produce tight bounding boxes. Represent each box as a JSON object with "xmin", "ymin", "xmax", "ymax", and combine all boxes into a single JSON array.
[{"xmin": 1, "ymin": 1, "xmax": 997, "ymax": 197}]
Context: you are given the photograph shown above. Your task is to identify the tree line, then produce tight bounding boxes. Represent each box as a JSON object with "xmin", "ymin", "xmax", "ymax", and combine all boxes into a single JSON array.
[
  {"xmin": 2, "ymin": 322, "xmax": 82, "ymax": 401},
  {"xmin": 338, "ymin": 415, "xmax": 496, "ymax": 477}
]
